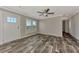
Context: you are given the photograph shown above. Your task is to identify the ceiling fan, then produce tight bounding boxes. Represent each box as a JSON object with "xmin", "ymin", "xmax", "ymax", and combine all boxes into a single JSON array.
[{"xmin": 37, "ymin": 8, "xmax": 54, "ymax": 17}]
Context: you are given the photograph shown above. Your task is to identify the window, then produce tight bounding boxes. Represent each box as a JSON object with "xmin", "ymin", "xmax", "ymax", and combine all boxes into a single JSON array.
[
  {"xmin": 26, "ymin": 19, "xmax": 32, "ymax": 26},
  {"xmin": 7, "ymin": 17, "xmax": 16, "ymax": 23},
  {"xmin": 32, "ymin": 20, "xmax": 37, "ymax": 26},
  {"xmin": 26, "ymin": 19, "xmax": 37, "ymax": 30}
]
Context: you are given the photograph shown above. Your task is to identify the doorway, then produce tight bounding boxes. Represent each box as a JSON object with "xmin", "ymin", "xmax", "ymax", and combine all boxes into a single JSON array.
[{"xmin": 62, "ymin": 20, "xmax": 70, "ymax": 37}]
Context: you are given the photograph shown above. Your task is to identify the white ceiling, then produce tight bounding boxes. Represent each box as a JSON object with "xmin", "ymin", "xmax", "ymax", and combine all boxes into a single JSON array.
[{"xmin": 0, "ymin": 6, "xmax": 79, "ymax": 20}]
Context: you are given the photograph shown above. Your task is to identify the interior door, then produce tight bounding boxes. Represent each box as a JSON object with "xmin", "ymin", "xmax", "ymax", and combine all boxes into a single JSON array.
[{"xmin": 3, "ymin": 11, "xmax": 20, "ymax": 44}]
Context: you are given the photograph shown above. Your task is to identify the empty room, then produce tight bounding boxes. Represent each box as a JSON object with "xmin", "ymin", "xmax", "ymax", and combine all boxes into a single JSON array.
[{"xmin": 0, "ymin": 6, "xmax": 79, "ymax": 53}]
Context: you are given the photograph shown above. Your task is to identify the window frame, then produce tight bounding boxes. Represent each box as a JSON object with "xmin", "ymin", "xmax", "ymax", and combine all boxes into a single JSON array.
[
  {"xmin": 7, "ymin": 16, "xmax": 17, "ymax": 23},
  {"xmin": 26, "ymin": 19, "xmax": 37, "ymax": 30}
]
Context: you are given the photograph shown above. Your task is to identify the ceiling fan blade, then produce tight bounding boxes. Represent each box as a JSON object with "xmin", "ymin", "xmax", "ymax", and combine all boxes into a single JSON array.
[
  {"xmin": 48, "ymin": 12, "xmax": 54, "ymax": 14},
  {"xmin": 37, "ymin": 11, "xmax": 43, "ymax": 13},
  {"xmin": 45, "ymin": 8, "xmax": 50, "ymax": 13}
]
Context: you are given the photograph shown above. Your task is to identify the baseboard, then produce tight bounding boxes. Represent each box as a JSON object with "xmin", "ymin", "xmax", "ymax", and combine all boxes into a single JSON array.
[
  {"xmin": 38, "ymin": 33, "xmax": 62, "ymax": 38},
  {"xmin": 20, "ymin": 32, "xmax": 37, "ymax": 39},
  {"xmin": 0, "ymin": 33, "xmax": 38, "ymax": 46}
]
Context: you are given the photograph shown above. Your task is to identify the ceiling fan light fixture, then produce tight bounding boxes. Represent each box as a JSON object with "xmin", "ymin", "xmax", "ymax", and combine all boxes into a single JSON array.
[
  {"xmin": 43, "ymin": 13, "xmax": 48, "ymax": 16},
  {"xmin": 37, "ymin": 8, "xmax": 54, "ymax": 17}
]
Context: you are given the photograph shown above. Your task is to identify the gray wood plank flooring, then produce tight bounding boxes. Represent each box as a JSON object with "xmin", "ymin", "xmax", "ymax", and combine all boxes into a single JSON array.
[{"xmin": 0, "ymin": 34, "xmax": 79, "ymax": 53}]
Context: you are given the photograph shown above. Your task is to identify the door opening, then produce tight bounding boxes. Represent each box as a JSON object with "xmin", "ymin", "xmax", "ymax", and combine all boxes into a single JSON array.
[{"xmin": 62, "ymin": 20, "xmax": 70, "ymax": 37}]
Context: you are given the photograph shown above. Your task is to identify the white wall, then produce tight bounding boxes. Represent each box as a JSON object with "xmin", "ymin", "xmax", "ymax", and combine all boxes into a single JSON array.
[
  {"xmin": 70, "ymin": 13, "xmax": 79, "ymax": 40},
  {"xmin": 39, "ymin": 17, "xmax": 62, "ymax": 37},
  {"xmin": 20, "ymin": 16, "xmax": 38, "ymax": 38},
  {"xmin": 0, "ymin": 9, "xmax": 38, "ymax": 45},
  {"xmin": 0, "ymin": 11, "xmax": 3, "ymax": 45}
]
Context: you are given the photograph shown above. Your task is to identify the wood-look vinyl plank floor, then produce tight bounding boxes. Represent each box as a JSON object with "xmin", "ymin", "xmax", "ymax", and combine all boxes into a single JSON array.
[{"xmin": 0, "ymin": 34, "xmax": 79, "ymax": 53}]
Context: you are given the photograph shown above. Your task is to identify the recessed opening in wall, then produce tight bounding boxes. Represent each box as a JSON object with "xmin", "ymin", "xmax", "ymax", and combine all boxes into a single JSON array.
[{"xmin": 62, "ymin": 20, "xmax": 70, "ymax": 37}]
